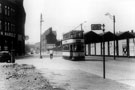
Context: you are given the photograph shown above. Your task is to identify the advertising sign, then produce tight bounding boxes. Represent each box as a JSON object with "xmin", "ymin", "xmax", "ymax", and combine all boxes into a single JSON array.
[{"xmin": 91, "ymin": 24, "xmax": 102, "ymax": 30}]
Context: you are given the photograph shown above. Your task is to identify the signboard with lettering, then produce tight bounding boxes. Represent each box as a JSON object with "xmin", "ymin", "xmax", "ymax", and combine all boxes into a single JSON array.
[{"xmin": 91, "ymin": 24, "xmax": 102, "ymax": 30}]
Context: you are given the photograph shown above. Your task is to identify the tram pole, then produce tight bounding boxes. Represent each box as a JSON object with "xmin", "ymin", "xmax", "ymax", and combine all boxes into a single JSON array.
[
  {"xmin": 105, "ymin": 13, "xmax": 116, "ymax": 60},
  {"xmin": 40, "ymin": 13, "xmax": 43, "ymax": 59},
  {"xmin": 113, "ymin": 15, "xmax": 116, "ymax": 60},
  {"xmin": 102, "ymin": 24, "xmax": 105, "ymax": 79}
]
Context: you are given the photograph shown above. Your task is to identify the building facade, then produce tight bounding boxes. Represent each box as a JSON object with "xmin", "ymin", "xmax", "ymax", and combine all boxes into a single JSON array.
[
  {"xmin": 0, "ymin": 0, "xmax": 26, "ymax": 56},
  {"xmin": 85, "ymin": 31, "xmax": 135, "ymax": 57},
  {"xmin": 41, "ymin": 27, "xmax": 57, "ymax": 51}
]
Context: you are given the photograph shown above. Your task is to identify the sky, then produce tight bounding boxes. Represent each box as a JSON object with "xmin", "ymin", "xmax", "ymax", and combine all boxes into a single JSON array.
[{"xmin": 24, "ymin": 0, "xmax": 135, "ymax": 44}]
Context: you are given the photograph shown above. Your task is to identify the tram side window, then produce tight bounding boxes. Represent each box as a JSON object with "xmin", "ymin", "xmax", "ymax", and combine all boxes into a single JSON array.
[{"xmin": 63, "ymin": 45, "xmax": 70, "ymax": 50}]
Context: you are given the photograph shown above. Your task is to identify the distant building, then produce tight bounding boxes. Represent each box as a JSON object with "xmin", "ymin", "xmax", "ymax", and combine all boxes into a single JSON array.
[
  {"xmin": 0, "ymin": 0, "xmax": 26, "ymax": 56},
  {"xmin": 41, "ymin": 27, "xmax": 57, "ymax": 51},
  {"xmin": 34, "ymin": 42, "xmax": 40, "ymax": 54}
]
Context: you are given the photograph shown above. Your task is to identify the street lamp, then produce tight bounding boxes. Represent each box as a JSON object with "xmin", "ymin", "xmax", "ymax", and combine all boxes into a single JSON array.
[
  {"xmin": 40, "ymin": 13, "xmax": 44, "ymax": 59},
  {"xmin": 105, "ymin": 13, "xmax": 116, "ymax": 60}
]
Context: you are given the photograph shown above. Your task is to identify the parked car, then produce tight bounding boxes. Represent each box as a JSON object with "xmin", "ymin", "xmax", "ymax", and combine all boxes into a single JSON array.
[{"xmin": 0, "ymin": 51, "xmax": 12, "ymax": 63}]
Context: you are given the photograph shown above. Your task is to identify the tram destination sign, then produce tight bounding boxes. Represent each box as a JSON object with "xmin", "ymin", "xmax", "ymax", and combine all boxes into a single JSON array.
[
  {"xmin": 91, "ymin": 24, "xmax": 102, "ymax": 30},
  {"xmin": 62, "ymin": 39, "xmax": 84, "ymax": 44}
]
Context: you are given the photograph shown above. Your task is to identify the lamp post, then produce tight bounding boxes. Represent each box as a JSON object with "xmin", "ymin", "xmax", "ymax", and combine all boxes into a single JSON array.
[
  {"xmin": 105, "ymin": 13, "xmax": 116, "ymax": 60},
  {"xmin": 40, "ymin": 13, "xmax": 43, "ymax": 59}
]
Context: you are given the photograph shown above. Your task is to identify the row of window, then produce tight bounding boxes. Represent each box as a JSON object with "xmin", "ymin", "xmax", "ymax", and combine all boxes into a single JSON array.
[
  {"xmin": 0, "ymin": 45, "xmax": 8, "ymax": 51},
  {"xmin": 0, "ymin": 31, "xmax": 16, "ymax": 37},
  {"xmin": 0, "ymin": 3, "xmax": 15, "ymax": 16},
  {"xmin": 63, "ymin": 44, "xmax": 84, "ymax": 51},
  {"xmin": 63, "ymin": 31, "xmax": 83, "ymax": 40},
  {"xmin": 5, "ymin": 32, "xmax": 16, "ymax": 37},
  {"xmin": 0, "ymin": 20, "xmax": 16, "ymax": 32}
]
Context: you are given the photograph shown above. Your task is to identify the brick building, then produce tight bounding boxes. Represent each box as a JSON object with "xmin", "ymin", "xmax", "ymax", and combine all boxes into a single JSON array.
[{"xmin": 0, "ymin": 0, "xmax": 26, "ymax": 56}]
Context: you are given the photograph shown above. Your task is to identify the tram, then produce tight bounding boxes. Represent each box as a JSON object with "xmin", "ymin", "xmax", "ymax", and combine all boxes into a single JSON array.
[{"xmin": 62, "ymin": 30, "xmax": 85, "ymax": 60}]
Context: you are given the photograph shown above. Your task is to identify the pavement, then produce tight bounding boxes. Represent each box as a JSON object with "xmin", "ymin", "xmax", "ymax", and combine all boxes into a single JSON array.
[
  {"xmin": 85, "ymin": 56, "xmax": 135, "ymax": 62},
  {"xmin": 40, "ymin": 68, "xmax": 135, "ymax": 90},
  {"xmin": 16, "ymin": 54, "xmax": 135, "ymax": 90}
]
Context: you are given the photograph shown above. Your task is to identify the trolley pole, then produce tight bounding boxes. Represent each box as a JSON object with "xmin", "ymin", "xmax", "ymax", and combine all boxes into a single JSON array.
[
  {"xmin": 40, "ymin": 13, "xmax": 43, "ymax": 59},
  {"xmin": 102, "ymin": 24, "xmax": 105, "ymax": 79},
  {"xmin": 81, "ymin": 23, "xmax": 83, "ymax": 31}
]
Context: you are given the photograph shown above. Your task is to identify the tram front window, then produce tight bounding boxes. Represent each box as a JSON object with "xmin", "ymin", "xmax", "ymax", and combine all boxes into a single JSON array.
[
  {"xmin": 63, "ymin": 45, "xmax": 69, "ymax": 51},
  {"xmin": 74, "ymin": 44, "xmax": 84, "ymax": 51}
]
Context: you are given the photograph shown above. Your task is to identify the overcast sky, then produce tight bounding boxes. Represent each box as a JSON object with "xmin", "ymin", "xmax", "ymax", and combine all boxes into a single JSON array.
[{"xmin": 24, "ymin": 0, "xmax": 135, "ymax": 44}]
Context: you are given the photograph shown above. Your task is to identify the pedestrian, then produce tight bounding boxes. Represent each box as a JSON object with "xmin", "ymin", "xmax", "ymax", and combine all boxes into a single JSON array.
[{"xmin": 49, "ymin": 49, "xmax": 53, "ymax": 59}]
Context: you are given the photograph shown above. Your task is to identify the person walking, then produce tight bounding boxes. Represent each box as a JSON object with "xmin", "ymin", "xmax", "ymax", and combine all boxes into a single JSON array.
[{"xmin": 49, "ymin": 49, "xmax": 53, "ymax": 59}]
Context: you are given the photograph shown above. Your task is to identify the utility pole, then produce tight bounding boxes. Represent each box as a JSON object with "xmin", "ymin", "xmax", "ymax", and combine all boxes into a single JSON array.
[
  {"xmin": 113, "ymin": 15, "xmax": 116, "ymax": 60},
  {"xmin": 102, "ymin": 24, "xmax": 105, "ymax": 79},
  {"xmin": 40, "ymin": 13, "xmax": 43, "ymax": 59},
  {"xmin": 105, "ymin": 13, "xmax": 116, "ymax": 60}
]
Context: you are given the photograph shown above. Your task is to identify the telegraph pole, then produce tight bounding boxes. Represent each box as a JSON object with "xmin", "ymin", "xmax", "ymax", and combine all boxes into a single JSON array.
[
  {"xmin": 113, "ymin": 15, "xmax": 116, "ymax": 60},
  {"xmin": 105, "ymin": 13, "xmax": 116, "ymax": 60},
  {"xmin": 102, "ymin": 24, "xmax": 105, "ymax": 79},
  {"xmin": 40, "ymin": 14, "xmax": 43, "ymax": 59}
]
